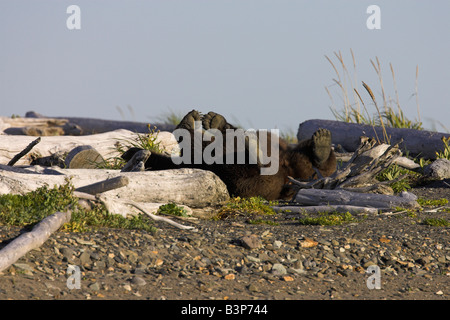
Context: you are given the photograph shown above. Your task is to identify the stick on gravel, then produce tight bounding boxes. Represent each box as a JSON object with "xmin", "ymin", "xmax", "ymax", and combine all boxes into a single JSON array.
[
  {"xmin": 125, "ymin": 201, "xmax": 197, "ymax": 231},
  {"xmin": 0, "ymin": 210, "xmax": 72, "ymax": 273}
]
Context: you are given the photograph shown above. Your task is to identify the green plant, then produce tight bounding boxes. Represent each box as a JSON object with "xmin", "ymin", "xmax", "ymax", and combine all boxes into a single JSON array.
[
  {"xmin": 280, "ymin": 128, "xmax": 298, "ymax": 144},
  {"xmin": 0, "ymin": 182, "xmax": 77, "ymax": 227},
  {"xmin": 248, "ymin": 219, "xmax": 279, "ymax": 226},
  {"xmin": 154, "ymin": 108, "xmax": 185, "ymax": 126},
  {"xmin": 417, "ymin": 198, "xmax": 449, "ymax": 207},
  {"xmin": 216, "ymin": 196, "xmax": 277, "ymax": 219},
  {"xmin": 436, "ymin": 136, "xmax": 450, "ymax": 160},
  {"xmin": 98, "ymin": 124, "xmax": 163, "ymax": 169},
  {"xmin": 0, "ymin": 183, "xmax": 157, "ymax": 233},
  {"xmin": 157, "ymin": 202, "xmax": 189, "ymax": 217},
  {"xmin": 422, "ymin": 218, "xmax": 450, "ymax": 227},
  {"xmin": 376, "ymin": 164, "xmax": 421, "ymax": 192},
  {"xmin": 130, "ymin": 124, "xmax": 164, "ymax": 153},
  {"xmin": 298, "ymin": 211, "xmax": 357, "ymax": 226}
]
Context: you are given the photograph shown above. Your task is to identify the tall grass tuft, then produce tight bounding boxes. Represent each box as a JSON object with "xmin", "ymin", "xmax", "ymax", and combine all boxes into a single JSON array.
[{"xmin": 325, "ymin": 50, "xmax": 423, "ymax": 144}]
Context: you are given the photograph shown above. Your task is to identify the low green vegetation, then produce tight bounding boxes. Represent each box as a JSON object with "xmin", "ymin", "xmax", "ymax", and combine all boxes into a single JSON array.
[
  {"xmin": 157, "ymin": 202, "xmax": 189, "ymax": 217},
  {"xmin": 422, "ymin": 218, "xmax": 450, "ymax": 227},
  {"xmin": 417, "ymin": 198, "xmax": 449, "ymax": 207},
  {"xmin": 248, "ymin": 219, "xmax": 279, "ymax": 226},
  {"xmin": 216, "ymin": 196, "xmax": 277, "ymax": 220},
  {"xmin": 376, "ymin": 164, "xmax": 421, "ymax": 193},
  {"xmin": 98, "ymin": 124, "xmax": 163, "ymax": 170},
  {"xmin": 154, "ymin": 108, "xmax": 185, "ymax": 126},
  {"xmin": 436, "ymin": 136, "xmax": 450, "ymax": 160},
  {"xmin": 298, "ymin": 211, "xmax": 357, "ymax": 226},
  {"xmin": 0, "ymin": 183, "xmax": 157, "ymax": 233}
]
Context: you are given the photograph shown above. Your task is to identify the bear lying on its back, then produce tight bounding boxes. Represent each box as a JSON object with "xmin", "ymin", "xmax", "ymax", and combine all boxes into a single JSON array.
[{"xmin": 122, "ymin": 110, "xmax": 337, "ymax": 200}]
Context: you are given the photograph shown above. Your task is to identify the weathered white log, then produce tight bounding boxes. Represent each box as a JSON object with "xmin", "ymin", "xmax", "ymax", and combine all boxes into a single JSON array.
[
  {"xmin": 423, "ymin": 158, "xmax": 450, "ymax": 179},
  {"xmin": 64, "ymin": 145, "xmax": 104, "ymax": 169},
  {"xmin": 293, "ymin": 189, "xmax": 419, "ymax": 209},
  {"xmin": 0, "ymin": 210, "xmax": 72, "ymax": 273},
  {"xmin": 1, "ymin": 112, "xmax": 176, "ymax": 135},
  {"xmin": 0, "ymin": 116, "xmax": 77, "ymax": 136},
  {"xmin": 272, "ymin": 205, "xmax": 379, "ymax": 215},
  {"xmin": 298, "ymin": 119, "xmax": 450, "ymax": 159},
  {"xmin": 0, "ymin": 167, "xmax": 230, "ymax": 211},
  {"xmin": 0, "ymin": 129, "xmax": 179, "ymax": 166}
]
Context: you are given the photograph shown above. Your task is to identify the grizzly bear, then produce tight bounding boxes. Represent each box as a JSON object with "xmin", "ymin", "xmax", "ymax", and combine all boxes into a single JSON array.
[{"xmin": 122, "ymin": 110, "xmax": 336, "ymax": 200}]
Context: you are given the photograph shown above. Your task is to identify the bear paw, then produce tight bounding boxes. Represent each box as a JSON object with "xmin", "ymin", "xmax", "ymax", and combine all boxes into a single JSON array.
[
  {"xmin": 202, "ymin": 111, "xmax": 229, "ymax": 131},
  {"xmin": 312, "ymin": 128, "xmax": 332, "ymax": 166},
  {"xmin": 176, "ymin": 110, "xmax": 202, "ymax": 130}
]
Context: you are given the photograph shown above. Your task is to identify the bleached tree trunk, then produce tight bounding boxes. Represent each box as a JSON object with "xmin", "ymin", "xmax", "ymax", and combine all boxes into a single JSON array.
[
  {"xmin": 0, "ymin": 167, "xmax": 230, "ymax": 212},
  {"xmin": 0, "ymin": 210, "xmax": 72, "ymax": 273},
  {"xmin": 293, "ymin": 188, "xmax": 419, "ymax": 210}
]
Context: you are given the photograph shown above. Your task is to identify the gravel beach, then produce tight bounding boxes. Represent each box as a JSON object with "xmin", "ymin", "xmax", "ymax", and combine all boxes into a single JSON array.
[{"xmin": 0, "ymin": 181, "xmax": 449, "ymax": 302}]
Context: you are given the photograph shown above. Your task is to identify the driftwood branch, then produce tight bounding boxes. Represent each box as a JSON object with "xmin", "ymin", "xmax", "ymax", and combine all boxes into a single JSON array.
[
  {"xmin": 0, "ymin": 210, "xmax": 72, "ymax": 273},
  {"xmin": 272, "ymin": 205, "xmax": 378, "ymax": 215},
  {"xmin": 124, "ymin": 201, "xmax": 197, "ymax": 231},
  {"xmin": 7, "ymin": 137, "xmax": 41, "ymax": 166},
  {"xmin": 75, "ymin": 176, "xmax": 129, "ymax": 195}
]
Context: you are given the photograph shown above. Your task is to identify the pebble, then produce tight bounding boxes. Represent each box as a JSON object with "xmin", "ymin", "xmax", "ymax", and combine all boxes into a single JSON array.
[
  {"xmin": 130, "ymin": 276, "xmax": 147, "ymax": 286},
  {"xmin": 273, "ymin": 240, "xmax": 282, "ymax": 249},
  {"xmin": 89, "ymin": 282, "xmax": 101, "ymax": 291},
  {"xmin": 240, "ymin": 234, "xmax": 262, "ymax": 250},
  {"xmin": 271, "ymin": 263, "xmax": 287, "ymax": 275},
  {"xmin": 13, "ymin": 263, "xmax": 34, "ymax": 276},
  {"xmin": 80, "ymin": 251, "xmax": 92, "ymax": 265}
]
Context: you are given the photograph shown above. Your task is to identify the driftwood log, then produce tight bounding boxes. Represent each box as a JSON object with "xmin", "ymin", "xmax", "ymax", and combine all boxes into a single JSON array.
[
  {"xmin": 282, "ymin": 136, "xmax": 421, "ymax": 213},
  {"xmin": 0, "ymin": 129, "xmax": 179, "ymax": 166},
  {"xmin": 0, "ymin": 112, "xmax": 175, "ymax": 136},
  {"xmin": 0, "ymin": 210, "xmax": 72, "ymax": 273},
  {"xmin": 292, "ymin": 189, "xmax": 419, "ymax": 210},
  {"xmin": 0, "ymin": 166, "xmax": 230, "ymax": 213},
  {"xmin": 298, "ymin": 119, "xmax": 450, "ymax": 159},
  {"xmin": 272, "ymin": 205, "xmax": 379, "ymax": 215}
]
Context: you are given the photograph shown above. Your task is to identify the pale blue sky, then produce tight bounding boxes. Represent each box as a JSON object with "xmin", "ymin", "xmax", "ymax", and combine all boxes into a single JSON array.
[{"xmin": 1, "ymin": 1, "xmax": 449, "ymax": 132}]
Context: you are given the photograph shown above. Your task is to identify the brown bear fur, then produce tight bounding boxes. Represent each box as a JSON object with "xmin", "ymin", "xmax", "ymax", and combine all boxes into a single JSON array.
[{"xmin": 122, "ymin": 110, "xmax": 336, "ymax": 200}]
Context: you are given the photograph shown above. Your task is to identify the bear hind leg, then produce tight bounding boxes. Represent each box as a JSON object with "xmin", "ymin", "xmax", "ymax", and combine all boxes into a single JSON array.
[{"xmin": 311, "ymin": 128, "xmax": 332, "ymax": 166}]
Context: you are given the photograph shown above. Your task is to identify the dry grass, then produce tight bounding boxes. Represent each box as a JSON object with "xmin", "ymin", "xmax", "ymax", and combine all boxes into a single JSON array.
[{"xmin": 325, "ymin": 49, "xmax": 423, "ymax": 144}]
